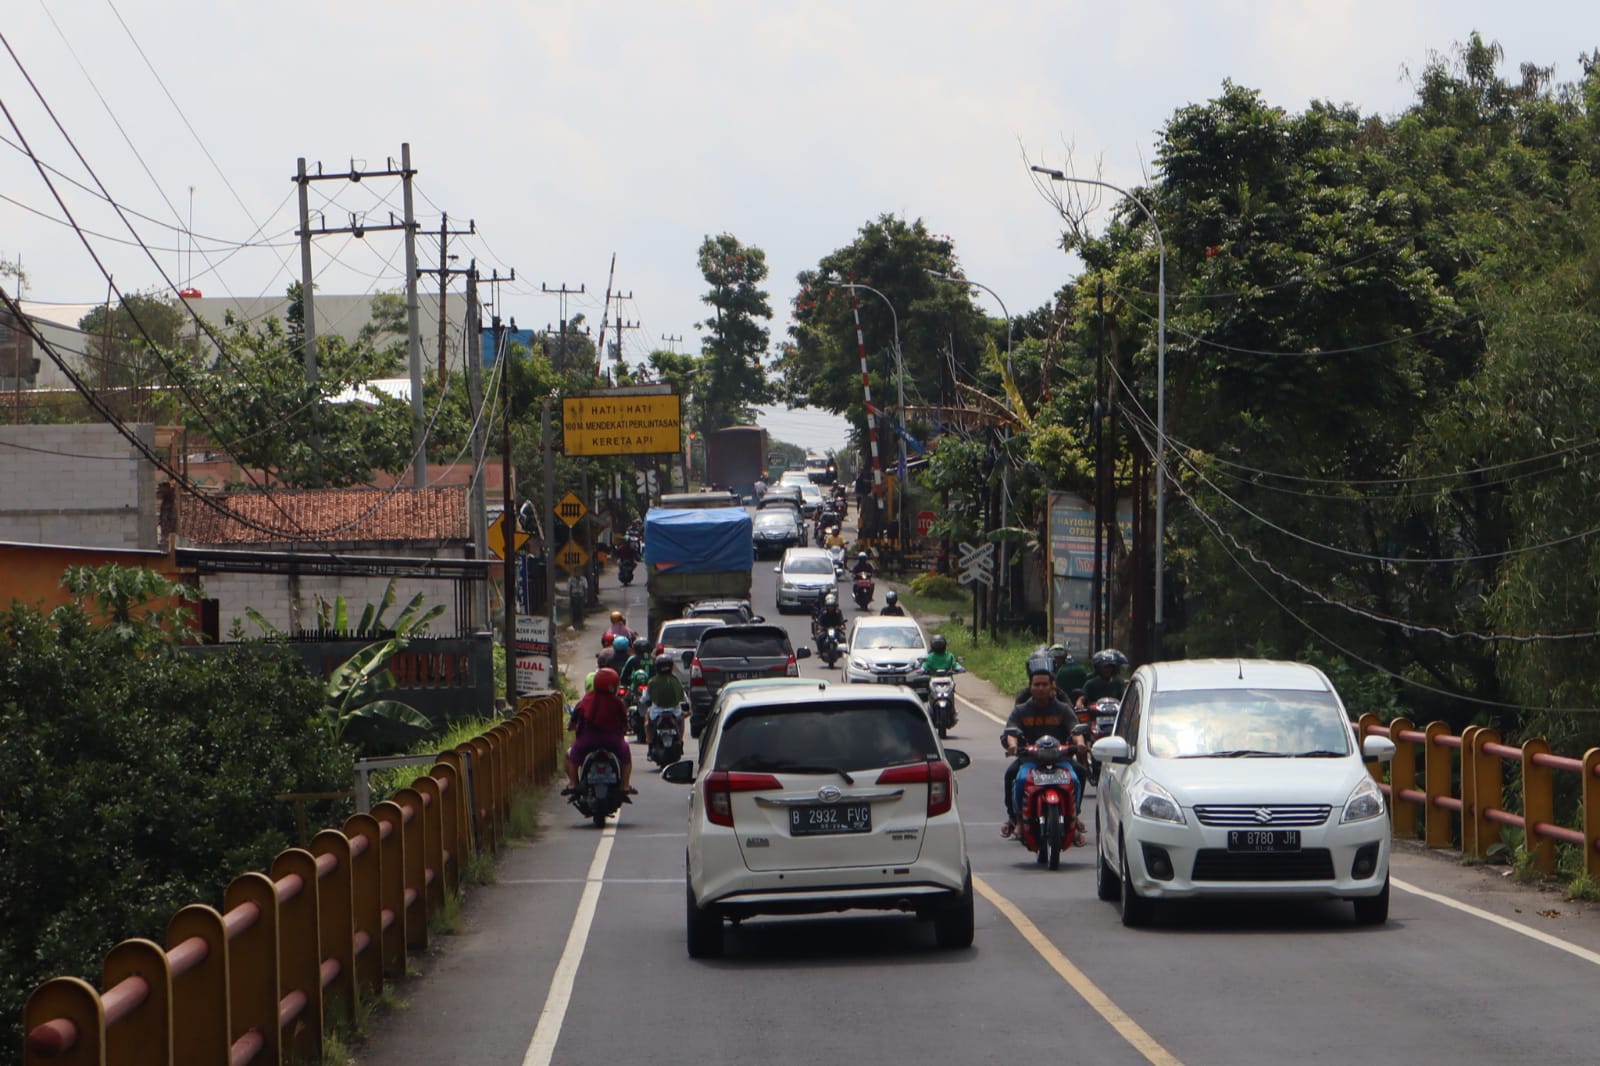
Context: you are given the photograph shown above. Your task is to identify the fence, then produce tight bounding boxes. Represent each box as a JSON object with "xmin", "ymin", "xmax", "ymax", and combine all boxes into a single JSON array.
[
  {"xmin": 23, "ymin": 693, "xmax": 567, "ymax": 1066},
  {"xmin": 1356, "ymin": 714, "xmax": 1600, "ymax": 877}
]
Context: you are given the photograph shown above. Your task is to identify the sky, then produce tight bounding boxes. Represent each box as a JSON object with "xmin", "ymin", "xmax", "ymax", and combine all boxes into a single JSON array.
[{"xmin": 2, "ymin": 2, "xmax": 1594, "ymax": 456}]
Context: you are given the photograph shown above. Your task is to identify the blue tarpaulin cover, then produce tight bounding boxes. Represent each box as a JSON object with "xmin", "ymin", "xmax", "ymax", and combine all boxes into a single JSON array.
[{"xmin": 644, "ymin": 507, "xmax": 753, "ymax": 574}]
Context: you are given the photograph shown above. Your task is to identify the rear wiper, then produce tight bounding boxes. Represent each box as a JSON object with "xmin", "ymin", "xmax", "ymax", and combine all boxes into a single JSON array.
[
  {"xmin": 1292, "ymin": 749, "xmax": 1347, "ymax": 758},
  {"xmin": 771, "ymin": 764, "xmax": 856, "ymax": 783}
]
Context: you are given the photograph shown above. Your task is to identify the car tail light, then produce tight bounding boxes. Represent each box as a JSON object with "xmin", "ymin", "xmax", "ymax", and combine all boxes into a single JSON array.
[
  {"xmin": 785, "ymin": 653, "xmax": 798, "ymax": 677},
  {"xmin": 875, "ymin": 759, "xmax": 954, "ymax": 817},
  {"xmin": 690, "ymin": 657, "xmax": 704, "ymax": 688},
  {"xmin": 703, "ymin": 771, "xmax": 782, "ymax": 827}
]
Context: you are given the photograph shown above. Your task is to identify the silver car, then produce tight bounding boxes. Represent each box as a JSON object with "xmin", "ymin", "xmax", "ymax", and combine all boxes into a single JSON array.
[{"xmin": 774, "ymin": 547, "xmax": 837, "ymax": 613}]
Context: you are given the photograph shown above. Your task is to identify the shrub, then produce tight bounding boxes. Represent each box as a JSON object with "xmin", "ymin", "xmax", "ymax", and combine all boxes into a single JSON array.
[
  {"xmin": 0, "ymin": 575, "xmax": 352, "ymax": 1064},
  {"xmin": 909, "ymin": 572, "xmax": 964, "ymax": 601}
]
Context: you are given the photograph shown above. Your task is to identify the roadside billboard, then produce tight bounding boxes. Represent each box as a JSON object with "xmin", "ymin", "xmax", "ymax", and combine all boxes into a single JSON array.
[
  {"xmin": 1047, "ymin": 490, "xmax": 1134, "ymax": 656},
  {"xmin": 562, "ymin": 391, "xmax": 682, "ymax": 456}
]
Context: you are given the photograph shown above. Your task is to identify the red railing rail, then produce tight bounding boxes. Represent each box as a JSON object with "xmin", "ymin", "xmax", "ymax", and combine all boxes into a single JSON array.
[
  {"xmin": 24, "ymin": 694, "xmax": 565, "ymax": 1066},
  {"xmin": 1356, "ymin": 713, "xmax": 1600, "ymax": 878}
]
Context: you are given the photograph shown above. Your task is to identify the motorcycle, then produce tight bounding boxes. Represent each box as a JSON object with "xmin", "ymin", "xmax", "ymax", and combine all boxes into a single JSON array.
[
  {"xmin": 617, "ymin": 556, "xmax": 637, "ymax": 586},
  {"xmin": 1016, "ymin": 736, "xmax": 1080, "ymax": 870},
  {"xmin": 927, "ymin": 667, "xmax": 963, "ymax": 739},
  {"xmin": 828, "ymin": 545, "xmax": 847, "ymax": 579},
  {"xmin": 625, "ymin": 670, "xmax": 650, "ymax": 742},
  {"xmin": 852, "ymin": 573, "xmax": 876, "ymax": 610},
  {"xmin": 648, "ymin": 704, "xmax": 686, "ymax": 768},
  {"xmin": 817, "ymin": 626, "xmax": 844, "ymax": 667},
  {"xmin": 571, "ymin": 749, "xmax": 625, "ymax": 827},
  {"xmin": 1084, "ymin": 698, "xmax": 1120, "ymax": 785}
]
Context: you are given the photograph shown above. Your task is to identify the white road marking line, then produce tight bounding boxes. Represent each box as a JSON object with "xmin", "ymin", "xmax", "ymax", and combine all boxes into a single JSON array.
[
  {"xmin": 1393, "ymin": 877, "xmax": 1600, "ymax": 967},
  {"xmin": 521, "ymin": 815, "xmax": 619, "ymax": 1066},
  {"xmin": 974, "ymin": 875, "xmax": 1184, "ymax": 1066},
  {"xmin": 956, "ymin": 692, "xmax": 1008, "ymax": 726}
]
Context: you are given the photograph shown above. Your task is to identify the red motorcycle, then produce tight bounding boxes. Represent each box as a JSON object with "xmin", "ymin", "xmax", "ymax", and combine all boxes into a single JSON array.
[
  {"xmin": 852, "ymin": 573, "xmax": 875, "ymax": 610},
  {"xmin": 1017, "ymin": 735, "xmax": 1081, "ymax": 870}
]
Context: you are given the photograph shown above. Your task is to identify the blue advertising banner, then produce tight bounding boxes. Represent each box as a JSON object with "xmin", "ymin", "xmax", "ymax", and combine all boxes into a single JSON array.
[{"xmin": 1048, "ymin": 491, "xmax": 1134, "ymax": 657}]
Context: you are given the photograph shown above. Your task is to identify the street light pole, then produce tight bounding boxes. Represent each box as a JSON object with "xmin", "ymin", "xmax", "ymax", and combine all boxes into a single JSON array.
[
  {"xmin": 1031, "ymin": 165, "xmax": 1167, "ymax": 645},
  {"xmin": 829, "ymin": 282, "xmax": 904, "ymax": 548}
]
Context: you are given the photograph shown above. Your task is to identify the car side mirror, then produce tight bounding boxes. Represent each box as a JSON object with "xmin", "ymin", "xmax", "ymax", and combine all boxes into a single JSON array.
[
  {"xmin": 773, "ymin": 566, "xmax": 781, "ymax": 573},
  {"xmin": 661, "ymin": 759, "xmax": 695, "ymax": 784},
  {"xmin": 795, "ymin": 646, "xmax": 812, "ymax": 659},
  {"xmin": 838, "ymin": 644, "xmax": 849, "ymax": 654},
  {"xmin": 1092, "ymin": 736, "xmax": 1131, "ymax": 764},
  {"xmin": 751, "ymin": 615, "xmax": 765, "ymax": 623},
  {"xmin": 944, "ymin": 748, "xmax": 971, "ymax": 771},
  {"xmin": 1361, "ymin": 735, "xmax": 1397, "ymax": 763}
]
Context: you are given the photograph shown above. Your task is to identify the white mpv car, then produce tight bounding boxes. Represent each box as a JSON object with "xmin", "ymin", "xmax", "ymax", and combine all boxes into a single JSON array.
[
  {"xmin": 1092, "ymin": 659, "xmax": 1396, "ymax": 927},
  {"xmin": 662, "ymin": 684, "xmax": 973, "ymax": 957}
]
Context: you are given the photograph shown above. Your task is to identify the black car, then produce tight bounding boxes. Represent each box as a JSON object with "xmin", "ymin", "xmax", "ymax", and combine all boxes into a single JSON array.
[
  {"xmin": 751, "ymin": 508, "xmax": 803, "ymax": 558},
  {"xmin": 688, "ymin": 624, "xmax": 811, "ymax": 725}
]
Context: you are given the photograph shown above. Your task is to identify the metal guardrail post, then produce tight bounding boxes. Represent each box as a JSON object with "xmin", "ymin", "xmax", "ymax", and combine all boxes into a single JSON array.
[
  {"xmin": 341, "ymin": 814, "xmax": 384, "ymax": 998},
  {"xmin": 269, "ymin": 849, "xmax": 324, "ymax": 1064},
  {"xmin": 1459, "ymin": 726, "xmax": 1481, "ymax": 859},
  {"xmin": 1585, "ymin": 748, "xmax": 1600, "ymax": 879},
  {"xmin": 394, "ymin": 789, "xmax": 429, "ymax": 952},
  {"xmin": 310, "ymin": 829, "xmax": 358, "ymax": 1026},
  {"xmin": 1520, "ymin": 738, "xmax": 1556, "ymax": 875},
  {"xmin": 371, "ymin": 801, "xmax": 407, "ymax": 978},
  {"xmin": 413, "ymin": 776, "xmax": 447, "ymax": 917},
  {"xmin": 101, "ymin": 938, "xmax": 169, "ymax": 1066},
  {"xmin": 1424, "ymin": 721, "xmax": 1454, "ymax": 848},
  {"xmin": 1388, "ymin": 718, "xmax": 1417, "ymax": 839},
  {"xmin": 167, "ymin": 904, "xmax": 229, "ymax": 1063},
  {"xmin": 430, "ymin": 762, "xmax": 463, "ymax": 898},
  {"xmin": 221, "ymin": 871, "xmax": 280, "ymax": 1065}
]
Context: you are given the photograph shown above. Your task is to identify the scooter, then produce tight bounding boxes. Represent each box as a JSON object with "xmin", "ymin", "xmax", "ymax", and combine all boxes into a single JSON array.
[
  {"xmin": 828, "ymin": 545, "xmax": 847, "ymax": 579},
  {"xmin": 626, "ymin": 670, "xmax": 650, "ymax": 742},
  {"xmin": 817, "ymin": 626, "xmax": 844, "ymax": 667},
  {"xmin": 648, "ymin": 704, "xmax": 686, "ymax": 768},
  {"xmin": 571, "ymin": 749, "xmax": 625, "ymax": 827},
  {"xmin": 1084, "ymin": 698, "xmax": 1120, "ymax": 785},
  {"xmin": 852, "ymin": 574, "xmax": 875, "ymax": 610},
  {"xmin": 927, "ymin": 667, "xmax": 963, "ymax": 738},
  {"xmin": 618, "ymin": 556, "xmax": 637, "ymax": 586},
  {"xmin": 1017, "ymin": 736, "xmax": 1080, "ymax": 870}
]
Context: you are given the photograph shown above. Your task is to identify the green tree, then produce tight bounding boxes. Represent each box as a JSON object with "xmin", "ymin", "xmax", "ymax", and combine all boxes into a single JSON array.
[
  {"xmin": 696, "ymin": 233, "xmax": 774, "ymax": 429},
  {"xmin": 77, "ymin": 292, "xmax": 193, "ymax": 421}
]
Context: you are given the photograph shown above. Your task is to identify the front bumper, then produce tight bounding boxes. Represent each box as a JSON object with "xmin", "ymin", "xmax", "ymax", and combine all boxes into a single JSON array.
[
  {"xmin": 776, "ymin": 584, "xmax": 831, "ymax": 608},
  {"xmin": 1119, "ymin": 814, "xmax": 1390, "ymax": 901}
]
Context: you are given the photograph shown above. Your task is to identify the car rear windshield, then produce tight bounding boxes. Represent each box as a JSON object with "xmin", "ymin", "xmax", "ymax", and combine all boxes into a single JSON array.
[
  {"xmin": 660, "ymin": 622, "xmax": 720, "ymax": 646},
  {"xmin": 714, "ymin": 701, "xmax": 938, "ymax": 773},
  {"xmin": 1146, "ymin": 688, "xmax": 1351, "ymax": 758},
  {"xmin": 785, "ymin": 556, "xmax": 834, "ymax": 575},
  {"xmin": 754, "ymin": 512, "xmax": 795, "ymax": 529},
  {"xmin": 853, "ymin": 625, "xmax": 925, "ymax": 649},
  {"xmin": 698, "ymin": 631, "xmax": 792, "ymax": 658}
]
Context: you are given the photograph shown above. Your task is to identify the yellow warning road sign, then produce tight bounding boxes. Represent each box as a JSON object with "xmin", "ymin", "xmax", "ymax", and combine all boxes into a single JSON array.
[
  {"xmin": 555, "ymin": 542, "xmax": 589, "ymax": 573},
  {"xmin": 556, "ymin": 492, "xmax": 588, "ymax": 527},
  {"xmin": 488, "ymin": 512, "xmax": 529, "ymax": 559}
]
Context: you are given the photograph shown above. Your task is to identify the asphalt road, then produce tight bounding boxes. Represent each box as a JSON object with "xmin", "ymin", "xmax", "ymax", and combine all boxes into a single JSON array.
[{"xmin": 358, "ymin": 521, "xmax": 1600, "ymax": 1066}]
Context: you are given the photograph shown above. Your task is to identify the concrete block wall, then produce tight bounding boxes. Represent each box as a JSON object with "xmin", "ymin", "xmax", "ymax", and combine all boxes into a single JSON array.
[
  {"xmin": 213, "ymin": 572, "xmax": 462, "ymax": 638},
  {"xmin": 0, "ymin": 424, "xmax": 156, "ymax": 549}
]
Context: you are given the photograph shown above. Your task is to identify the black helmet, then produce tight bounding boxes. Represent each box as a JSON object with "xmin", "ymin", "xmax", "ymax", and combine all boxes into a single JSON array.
[
  {"xmin": 1034, "ymin": 735, "xmax": 1062, "ymax": 765},
  {"xmin": 1092, "ymin": 648, "xmax": 1129, "ymax": 671},
  {"xmin": 931, "ymin": 634, "xmax": 947, "ymax": 654},
  {"xmin": 654, "ymin": 655, "xmax": 673, "ymax": 675},
  {"xmin": 885, "ymin": 591, "xmax": 898, "ymax": 605},
  {"xmin": 1026, "ymin": 652, "xmax": 1055, "ymax": 678}
]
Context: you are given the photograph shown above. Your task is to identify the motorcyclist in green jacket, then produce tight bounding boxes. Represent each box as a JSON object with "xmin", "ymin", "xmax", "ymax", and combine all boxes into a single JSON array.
[
  {"xmin": 1081, "ymin": 648, "xmax": 1130, "ymax": 705},
  {"xmin": 923, "ymin": 633, "xmax": 960, "ymax": 674}
]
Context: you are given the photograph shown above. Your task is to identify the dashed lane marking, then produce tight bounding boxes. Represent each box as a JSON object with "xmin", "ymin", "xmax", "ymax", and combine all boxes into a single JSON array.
[{"xmin": 974, "ymin": 875, "xmax": 1184, "ymax": 1066}]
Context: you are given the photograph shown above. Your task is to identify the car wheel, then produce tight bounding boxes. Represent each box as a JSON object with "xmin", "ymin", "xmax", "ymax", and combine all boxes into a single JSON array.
[
  {"xmin": 1095, "ymin": 813, "xmax": 1120, "ymax": 901},
  {"xmin": 933, "ymin": 870, "xmax": 975, "ymax": 949},
  {"xmin": 1119, "ymin": 836, "xmax": 1153, "ymax": 927},
  {"xmin": 685, "ymin": 879, "xmax": 724, "ymax": 958},
  {"xmin": 1353, "ymin": 875, "xmax": 1390, "ymax": 926}
]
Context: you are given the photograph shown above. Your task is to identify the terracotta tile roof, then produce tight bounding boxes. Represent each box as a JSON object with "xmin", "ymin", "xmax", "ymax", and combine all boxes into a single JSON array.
[{"xmin": 179, "ymin": 486, "xmax": 469, "ymax": 546}]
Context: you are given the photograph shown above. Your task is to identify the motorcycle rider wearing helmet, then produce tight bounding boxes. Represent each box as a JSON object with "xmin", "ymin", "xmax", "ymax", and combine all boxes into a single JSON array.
[
  {"xmin": 923, "ymin": 633, "xmax": 959, "ymax": 674},
  {"xmin": 606, "ymin": 610, "xmax": 637, "ymax": 644},
  {"xmin": 612, "ymin": 636, "xmax": 647, "ymax": 701},
  {"xmin": 1082, "ymin": 648, "xmax": 1130, "ymax": 705},
  {"xmin": 824, "ymin": 526, "xmax": 847, "ymax": 550},
  {"xmin": 850, "ymin": 551, "xmax": 876, "ymax": 579},
  {"xmin": 1049, "ymin": 642, "xmax": 1088, "ymax": 704},
  {"xmin": 563, "ymin": 667, "xmax": 635, "ymax": 797},
  {"xmin": 643, "ymin": 654, "xmax": 687, "ymax": 748},
  {"xmin": 879, "ymin": 590, "xmax": 906, "ymax": 616},
  {"xmin": 813, "ymin": 592, "xmax": 846, "ymax": 642},
  {"xmin": 1002, "ymin": 664, "xmax": 1086, "ymax": 842}
]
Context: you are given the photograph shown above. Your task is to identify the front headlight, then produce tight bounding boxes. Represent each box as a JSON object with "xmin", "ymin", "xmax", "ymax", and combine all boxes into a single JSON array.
[
  {"xmin": 1130, "ymin": 778, "xmax": 1186, "ymax": 824},
  {"xmin": 781, "ymin": 581, "xmax": 798, "ymax": 591},
  {"xmin": 849, "ymin": 658, "xmax": 869, "ymax": 673},
  {"xmin": 1341, "ymin": 776, "xmax": 1386, "ymax": 823}
]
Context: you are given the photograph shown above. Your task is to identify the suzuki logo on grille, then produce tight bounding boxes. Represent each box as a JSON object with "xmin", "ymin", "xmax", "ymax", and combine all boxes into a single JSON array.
[
  {"xmin": 1254, "ymin": 807, "xmax": 1274, "ymax": 824},
  {"xmin": 818, "ymin": 785, "xmax": 842, "ymax": 803}
]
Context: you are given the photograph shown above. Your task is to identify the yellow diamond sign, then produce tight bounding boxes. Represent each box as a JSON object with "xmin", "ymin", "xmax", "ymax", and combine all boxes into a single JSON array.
[
  {"xmin": 556, "ymin": 491, "xmax": 588, "ymax": 527},
  {"xmin": 488, "ymin": 512, "xmax": 529, "ymax": 559},
  {"xmin": 555, "ymin": 541, "xmax": 589, "ymax": 573}
]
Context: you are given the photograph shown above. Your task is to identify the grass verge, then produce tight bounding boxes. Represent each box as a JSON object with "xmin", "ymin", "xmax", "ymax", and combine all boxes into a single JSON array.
[{"xmin": 936, "ymin": 619, "xmax": 1040, "ymax": 698}]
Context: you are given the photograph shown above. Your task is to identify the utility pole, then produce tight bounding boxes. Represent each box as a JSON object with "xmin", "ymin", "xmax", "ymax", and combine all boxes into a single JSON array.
[
  {"xmin": 540, "ymin": 282, "xmax": 586, "ymax": 372},
  {"xmin": 429, "ymin": 212, "xmax": 476, "ymax": 381},
  {"xmin": 594, "ymin": 253, "xmax": 617, "ymax": 381},
  {"xmin": 611, "ymin": 311, "xmax": 640, "ymax": 374},
  {"xmin": 498, "ymin": 314, "xmax": 516, "ymax": 709},
  {"xmin": 465, "ymin": 261, "xmax": 490, "ymax": 628},
  {"xmin": 399, "ymin": 143, "xmax": 428, "ymax": 488},
  {"xmin": 541, "ymin": 397, "xmax": 558, "ymax": 686},
  {"xmin": 294, "ymin": 149, "xmax": 419, "ymax": 486}
]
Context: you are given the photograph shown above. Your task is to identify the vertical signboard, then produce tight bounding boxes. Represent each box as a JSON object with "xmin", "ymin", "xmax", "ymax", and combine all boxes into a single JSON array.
[
  {"xmin": 1047, "ymin": 491, "xmax": 1134, "ymax": 655},
  {"xmin": 515, "ymin": 614, "xmax": 553, "ymax": 693}
]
